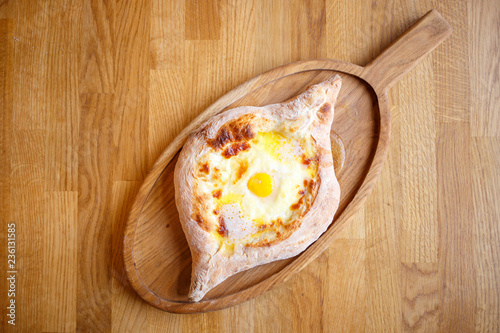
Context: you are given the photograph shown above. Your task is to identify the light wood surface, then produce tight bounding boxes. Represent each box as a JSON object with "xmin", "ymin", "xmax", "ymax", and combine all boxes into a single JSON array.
[
  {"xmin": 124, "ymin": 10, "xmax": 452, "ymax": 313},
  {"xmin": 1, "ymin": 0, "xmax": 498, "ymax": 331}
]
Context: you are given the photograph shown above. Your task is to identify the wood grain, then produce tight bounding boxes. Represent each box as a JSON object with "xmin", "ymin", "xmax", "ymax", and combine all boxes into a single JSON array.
[
  {"xmin": 397, "ymin": 59, "xmax": 438, "ymax": 264},
  {"xmin": 437, "ymin": 122, "xmax": 475, "ymax": 332},
  {"xmin": 1, "ymin": 0, "xmax": 499, "ymax": 331},
  {"xmin": 111, "ymin": 181, "xmax": 148, "ymax": 333},
  {"xmin": 125, "ymin": 65, "xmax": 387, "ymax": 312},
  {"xmin": 364, "ymin": 161, "xmax": 402, "ymax": 332},
  {"xmin": 0, "ymin": 19, "xmax": 13, "ymax": 333},
  {"xmin": 113, "ymin": 0, "xmax": 150, "ymax": 181},
  {"xmin": 43, "ymin": 191, "xmax": 77, "ymax": 332},
  {"xmin": 321, "ymin": 239, "xmax": 366, "ymax": 331},
  {"xmin": 185, "ymin": 0, "xmax": 220, "ymax": 41},
  {"xmin": 124, "ymin": 10, "xmax": 451, "ymax": 313},
  {"xmin": 150, "ymin": 0, "xmax": 184, "ymax": 70},
  {"xmin": 472, "ymin": 137, "xmax": 500, "ymax": 332},
  {"xmin": 469, "ymin": 0, "xmax": 500, "ymax": 137},
  {"xmin": 45, "ymin": 3, "xmax": 80, "ymax": 192},
  {"xmin": 77, "ymin": 93, "xmax": 114, "ymax": 331},
  {"xmin": 9, "ymin": 130, "xmax": 46, "ymax": 332},
  {"xmin": 79, "ymin": 0, "xmax": 114, "ymax": 93},
  {"xmin": 431, "ymin": 0, "xmax": 471, "ymax": 124}
]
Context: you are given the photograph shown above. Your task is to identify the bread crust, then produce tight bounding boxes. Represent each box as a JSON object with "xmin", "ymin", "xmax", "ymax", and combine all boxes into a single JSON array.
[{"xmin": 174, "ymin": 75, "xmax": 342, "ymax": 302}]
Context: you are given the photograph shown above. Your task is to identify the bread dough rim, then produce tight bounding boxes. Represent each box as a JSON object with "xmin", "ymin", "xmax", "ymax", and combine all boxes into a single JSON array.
[{"xmin": 174, "ymin": 75, "xmax": 342, "ymax": 301}]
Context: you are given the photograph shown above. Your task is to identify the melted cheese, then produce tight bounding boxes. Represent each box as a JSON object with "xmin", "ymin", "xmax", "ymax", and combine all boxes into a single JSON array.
[{"xmin": 196, "ymin": 129, "xmax": 319, "ymax": 247}]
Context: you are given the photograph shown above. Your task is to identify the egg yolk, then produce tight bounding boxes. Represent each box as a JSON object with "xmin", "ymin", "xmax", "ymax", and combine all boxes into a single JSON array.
[{"xmin": 247, "ymin": 173, "xmax": 273, "ymax": 197}]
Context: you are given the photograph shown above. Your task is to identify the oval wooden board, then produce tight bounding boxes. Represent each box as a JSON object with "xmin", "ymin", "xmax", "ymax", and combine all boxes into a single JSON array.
[
  {"xmin": 125, "ymin": 64, "xmax": 388, "ymax": 313},
  {"xmin": 124, "ymin": 10, "xmax": 452, "ymax": 313}
]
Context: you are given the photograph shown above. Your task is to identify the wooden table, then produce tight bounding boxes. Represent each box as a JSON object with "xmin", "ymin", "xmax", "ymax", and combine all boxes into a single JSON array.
[{"xmin": 1, "ymin": 1, "xmax": 498, "ymax": 332}]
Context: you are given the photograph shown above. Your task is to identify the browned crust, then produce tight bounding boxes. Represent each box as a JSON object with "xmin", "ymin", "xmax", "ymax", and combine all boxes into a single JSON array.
[
  {"xmin": 249, "ymin": 174, "xmax": 320, "ymax": 247},
  {"xmin": 234, "ymin": 160, "xmax": 248, "ymax": 183},
  {"xmin": 217, "ymin": 216, "xmax": 228, "ymax": 237},
  {"xmin": 316, "ymin": 102, "xmax": 331, "ymax": 121},
  {"xmin": 207, "ymin": 114, "xmax": 257, "ymax": 150},
  {"xmin": 198, "ymin": 162, "xmax": 209, "ymax": 174},
  {"xmin": 192, "ymin": 214, "xmax": 211, "ymax": 232},
  {"xmin": 221, "ymin": 141, "xmax": 251, "ymax": 158},
  {"xmin": 245, "ymin": 177, "xmax": 320, "ymax": 248}
]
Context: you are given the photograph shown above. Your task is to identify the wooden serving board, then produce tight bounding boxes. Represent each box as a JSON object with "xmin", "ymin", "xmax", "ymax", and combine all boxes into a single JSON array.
[{"xmin": 124, "ymin": 10, "xmax": 452, "ymax": 313}]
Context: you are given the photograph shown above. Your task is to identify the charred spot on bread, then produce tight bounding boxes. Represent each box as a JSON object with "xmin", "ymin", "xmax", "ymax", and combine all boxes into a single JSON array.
[
  {"xmin": 303, "ymin": 179, "xmax": 318, "ymax": 191},
  {"xmin": 207, "ymin": 115, "xmax": 257, "ymax": 151},
  {"xmin": 301, "ymin": 153, "xmax": 319, "ymax": 166},
  {"xmin": 316, "ymin": 103, "xmax": 331, "ymax": 121},
  {"xmin": 229, "ymin": 122, "xmax": 255, "ymax": 141},
  {"xmin": 290, "ymin": 194, "xmax": 305, "ymax": 211},
  {"xmin": 208, "ymin": 127, "xmax": 234, "ymax": 150},
  {"xmin": 222, "ymin": 142, "xmax": 251, "ymax": 158},
  {"xmin": 234, "ymin": 160, "xmax": 248, "ymax": 183},
  {"xmin": 245, "ymin": 217, "xmax": 304, "ymax": 247},
  {"xmin": 308, "ymin": 179, "xmax": 318, "ymax": 192},
  {"xmin": 241, "ymin": 124, "xmax": 255, "ymax": 140},
  {"xmin": 213, "ymin": 167, "xmax": 220, "ymax": 180},
  {"xmin": 192, "ymin": 214, "xmax": 211, "ymax": 232},
  {"xmin": 319, "ymin": 102, "xmax": 331, "ymax": 113},
  {"xmin": 217, "ymin": 216, "xmax": 228, "ymax": 237},
  {"xmin": 302, "ymin": 155, "xmax": 312, "ymax": 166},
  {"xmin": 212, "ymin": 189, "xmax": 222, "ymax": 199},
  {"xmin": 199, "ymin": 162, "xmax": 210, "ymax": 174}
]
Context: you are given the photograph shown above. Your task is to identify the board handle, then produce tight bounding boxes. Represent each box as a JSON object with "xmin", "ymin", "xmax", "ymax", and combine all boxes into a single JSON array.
[{"xmin": 363, "ymin": 9, "xmax": 452, "ymax": 93}]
